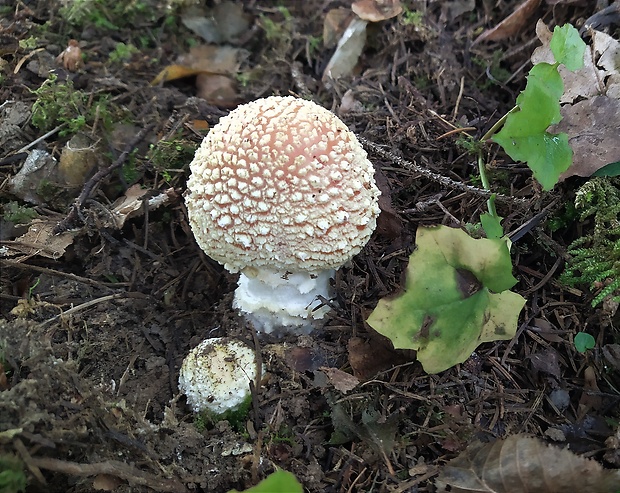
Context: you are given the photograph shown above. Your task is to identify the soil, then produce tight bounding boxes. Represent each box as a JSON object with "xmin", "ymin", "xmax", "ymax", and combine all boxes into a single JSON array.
[{"xmin": 1, "ymin": 1, "xmax": 619, "ymax": 492}]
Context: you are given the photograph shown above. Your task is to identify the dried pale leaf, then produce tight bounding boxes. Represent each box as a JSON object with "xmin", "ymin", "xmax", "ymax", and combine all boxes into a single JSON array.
[
  {"xmin": 319, "ymin": 367, "xmax": 360, "ymax": 393},
  {"xmin": 322, "ymin": 17, "xmax": 367, "ymax": 81},
  {"xmin": 151, "ymin": 45, "xmax": 243, "ymax": 85},
  {"xmin": 473, "ymin": 0, "xmax": 541, "ymax": 44},
  {"xmin": 553, "ymin": 96, "xmax": 620, "ymax": 179},
  {"xmin": 323, "ymin": 8, "xmax": 353, "ymax": 49},
  {"xmin": 435, "ymin": 434, "xmax": 620, "ymax": 493},
  {"xmin": 352, "ymin": 0, "xmax": 403, "ymax": 22},
  {"xmin": 109, "ymin": 184, "xmax": 176, "ymax": 229},
  {"xmin": 151, "ymin": 64, "xmax": 206, "ymax": 85},
  {"xmin": 5, "ymin": 219, "xmax": 77, "ymax": 260},
  {"xmin": 531, "ymin": 20, "xmax": 603, "ymax": 103}
]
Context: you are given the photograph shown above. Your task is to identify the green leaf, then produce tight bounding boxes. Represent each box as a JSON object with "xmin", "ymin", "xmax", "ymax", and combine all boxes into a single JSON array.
[
  {"xmin": 480, "ymin": 212, "xmax": 504, "ymax": 239},
  {"xmin": 493, "ymin": 63, "xmax": 572, "ymax": 190},
  {"xmin": 367, "ymin": 226, "xmax": 526, "ymax": 374},
  {"xmin": 592, "ymin": 161, "xmax": 620, "ymax": 177},
  {"xmin": 227, "ymin": 471, "xmax": 303, "ymax": 493},
  {"xmin": 550, "ymin": 24, "xmax": 586, "ymax": 71},
  {"xmin": 574, "ymin": 332, "xmax": 596, "ymax": 353}
]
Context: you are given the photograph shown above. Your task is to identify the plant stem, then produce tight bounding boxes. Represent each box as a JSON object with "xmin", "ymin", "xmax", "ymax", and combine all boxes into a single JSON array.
[
  {"xmin": 481, "ymin": 105, "xmax": 519, "ymax": 142},
  {"xmin": 477, "ymin": 152, "xmax": 497, "ymax": 217}
]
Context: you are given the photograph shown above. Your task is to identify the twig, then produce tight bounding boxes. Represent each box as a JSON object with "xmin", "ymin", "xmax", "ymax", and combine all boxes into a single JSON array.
[
  {"xmin": 38, "ymin": 292, "xmax": 152, "ymax": 327},
  {"xmin": 53, "ymin": 123, "xmax": 156, "ymax": 234},
  {"xmin": 16, "ymin": 124, "xmax": 67, "ymax": 154},
  {"xmin": 0, "ymin": 259, "xmax": 127, "ymax": 288},
  {"xmin": 358, "ymin": 136, "xmax": 527, "ymax": 205},
  {"xmin": 27, "ymin": 457, "xmax": 188, "ymax": 493}
]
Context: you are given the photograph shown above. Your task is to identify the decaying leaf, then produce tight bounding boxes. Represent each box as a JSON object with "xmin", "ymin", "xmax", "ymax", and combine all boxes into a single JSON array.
[
  {"xmin": 319, "ymin": 367, "xmax": 360, "ymax": 393},
  {"xmin": 150, "ymin": 44, "xmax": 245, "ymax": 105},
  {"xmin": 553, "ymin": 96, "xmax": 620, "ymax": 179},
  {"xmin": 2, "ymin": 219, "xmax": 78, "ymax": 260},
  {"xmin": 473, "ymin": 0, "xmax": 541, "ymax": 44},
  {"xmin": 367, "ymin": 226, "xmax": 525, "ymax": 374},
  {"xmin": 435, "ymin": 434, "xmax": 620, "ymax": 493}
]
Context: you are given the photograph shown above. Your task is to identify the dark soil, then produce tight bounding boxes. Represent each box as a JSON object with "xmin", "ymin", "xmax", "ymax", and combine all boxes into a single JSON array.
[{"xmin": 1, "ymin": 1, "xmax": 619, "ymax": 492}]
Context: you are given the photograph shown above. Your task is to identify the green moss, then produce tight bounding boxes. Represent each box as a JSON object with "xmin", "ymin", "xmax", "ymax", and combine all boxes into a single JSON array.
[
  {"xmin": 109, "ymin": 42, "xmax": 139, "ymax": 63},
  {"xmin": 1, "ymin": 202, "xmax": 38, "ymax": 224},
  {"xmin": 148, "ymin": 139, "xmax": 197, "ymax": 185},
  {"xmin": 560, "ymin": 177, "xmax": 620, "ymax": 306},
  {"xmin": 0, "ymin": 454, "xmax": 27, "ymax": 493},
  {"xmin": 30, "ymin": 74, "xmax": 112, "ymax": 136}
]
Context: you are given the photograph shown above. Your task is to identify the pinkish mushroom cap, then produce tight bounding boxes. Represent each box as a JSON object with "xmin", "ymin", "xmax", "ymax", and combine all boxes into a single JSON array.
[{"xmin": 185, "ymin": 96, "xmax": 380, "ymax": 332}]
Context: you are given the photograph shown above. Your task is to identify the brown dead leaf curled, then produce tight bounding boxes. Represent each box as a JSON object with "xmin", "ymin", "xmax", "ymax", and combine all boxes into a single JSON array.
[
  {"xmin": 435, "ymin": 434, "xmax": 620, "ymax": 493},
  {"xmin": 473, "ymin": 0, "xmax": 541, "ymax": 45}
]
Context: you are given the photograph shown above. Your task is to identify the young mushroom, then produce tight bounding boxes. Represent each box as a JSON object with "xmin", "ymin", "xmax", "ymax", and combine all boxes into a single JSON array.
[
  {"xmin": 179, "ymin": 337, "xmax": 258, "ymax": 417},
  {"xmin": 185, "ymin": 96, "xmax": 380, "ymax": 333}
]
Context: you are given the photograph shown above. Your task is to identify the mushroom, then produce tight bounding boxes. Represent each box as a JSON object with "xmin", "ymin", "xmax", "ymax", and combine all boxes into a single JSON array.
[
  {"xmin": 178, "ymin": 337, "xmax": 258, "ymax": 417},
  {"xmin": 185, "ymin": 96, "xmax": 380, "ymax": 333}
]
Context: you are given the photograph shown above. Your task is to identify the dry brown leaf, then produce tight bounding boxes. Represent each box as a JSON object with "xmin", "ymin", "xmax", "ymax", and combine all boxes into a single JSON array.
[
  {"xmin": 4, "ymin": 219, "xmax": 78, "ymax": 260},
  {"xmin": 473, "ymin": 0, "xmax": 541, "ymax": 44},
  {"xmin": 553, "ymin": 96, "xmax": 620, "ymax": 179},
  {"xmin": 435, "ymin": 434, "xmax": 620, "ymax": 493},
  {"xmin": 319, "ymin": 367, "xmax": 360, "ymax": 393}
]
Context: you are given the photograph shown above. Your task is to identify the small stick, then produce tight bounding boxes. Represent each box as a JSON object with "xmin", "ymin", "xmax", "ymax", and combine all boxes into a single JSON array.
[
  {"xmin": 53, "ymin": 123, "xmax": 156, "ymax": 234},
  {"xmin": 26, "ymin": 457, "xmax": 188, "ymax": 493},
  {"xmin": 358, "ymin": 136, "xmax": 527, "ymax": 205}
]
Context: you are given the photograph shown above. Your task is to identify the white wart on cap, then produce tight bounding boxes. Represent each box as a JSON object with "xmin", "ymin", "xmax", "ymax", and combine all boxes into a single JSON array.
[{"xmin": 185, "ymin": 96, "xmax": 380, "ymax": 333}]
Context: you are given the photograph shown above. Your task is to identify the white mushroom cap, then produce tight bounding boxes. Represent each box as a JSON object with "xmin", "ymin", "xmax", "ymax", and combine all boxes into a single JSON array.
[
  {"xmin": 178, "ymin": 337, "xmax": 257, "ymax": 415},
  {"xmin": 185, "ymin": 96, "xmax": 380, "ymax": 275}
]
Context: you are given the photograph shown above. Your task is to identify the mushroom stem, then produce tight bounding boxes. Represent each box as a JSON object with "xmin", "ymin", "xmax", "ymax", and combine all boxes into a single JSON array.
[{"xmin": 234, "ymin": 268, "xmax": 334, "ymax": 334}]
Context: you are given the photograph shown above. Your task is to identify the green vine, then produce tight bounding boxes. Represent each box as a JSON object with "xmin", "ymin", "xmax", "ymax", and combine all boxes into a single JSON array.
[{"xmin": 560, "ymin": 177, "xmax": 620, "ymax": 306}]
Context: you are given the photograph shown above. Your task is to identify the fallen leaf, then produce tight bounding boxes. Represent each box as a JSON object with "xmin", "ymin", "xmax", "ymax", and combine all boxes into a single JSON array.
[
  {"xmin": 435, "ymin": 434, "xmax": 620, "ymax": 493},
  {"xmin": 319, "ymin": 367, "xmax": 360, "ymax": 393},
  {"xmin": 367, "ymin": 226, "xmax": 525, "ymax": 374},
  {"xmin": 3, "ymin": 219, "xmax": 78, "ymax": 260},
  {"xmin": 553, "ymin": 96, "xmax": 620, "ymax": 179},
  {"xmin": 473, "ymin": 0, "xmax": 541, "ymax": 44}
]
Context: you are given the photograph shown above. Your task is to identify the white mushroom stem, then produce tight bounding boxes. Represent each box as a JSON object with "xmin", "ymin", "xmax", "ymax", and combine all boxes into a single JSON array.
[{"xmin": 234, "ymin": 268, "xmax": 335, "ymax": 334}]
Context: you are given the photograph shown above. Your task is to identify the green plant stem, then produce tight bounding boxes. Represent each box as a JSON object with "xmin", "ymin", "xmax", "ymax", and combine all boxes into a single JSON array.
[
  {"xmin": 481, "ymin": 105, "xmax": 519, "ymax": 142},
  {"xmin": 477, "ymin": 152, "xmax": 497, "ymax": 218}
]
